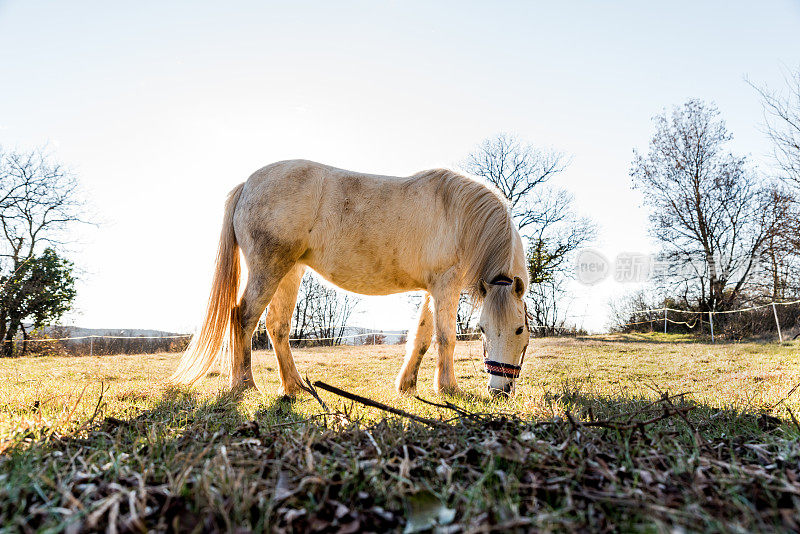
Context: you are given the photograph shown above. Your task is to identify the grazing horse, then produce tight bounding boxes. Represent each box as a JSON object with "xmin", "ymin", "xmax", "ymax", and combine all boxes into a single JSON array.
[{"xmin": 170, "ymin": 160, "xmax": 530, "ymax": 396}]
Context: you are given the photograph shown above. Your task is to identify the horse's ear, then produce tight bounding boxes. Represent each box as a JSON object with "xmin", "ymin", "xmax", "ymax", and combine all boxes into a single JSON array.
[
  {"xmin": 513, "ymin": 276, "xmax": 525, "ymax": 298},
  {"xmin": 479, "ymin": 279, "xmax": 489, "ymax": 298}
]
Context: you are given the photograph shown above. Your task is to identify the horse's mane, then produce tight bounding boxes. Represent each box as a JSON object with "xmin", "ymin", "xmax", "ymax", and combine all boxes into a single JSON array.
[{"xmin": 411, "ymin": 168, "xmax": 516, "ymax": 300}]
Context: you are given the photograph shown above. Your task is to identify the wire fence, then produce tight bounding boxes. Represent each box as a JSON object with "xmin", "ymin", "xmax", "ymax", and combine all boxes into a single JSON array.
[
  {"xmin": 619, "ymin": 298, "xmax": 800, "ymax": 342},
  {"xmin": 3, "ymin": 297, "xmax": 798, "ymax": 357},
  {"xmin": 1, "ymin": 320, "xmax": 501, "ymax": 357},
  {"xmin": 1, "ymin": 333, "xmax": 193, "ymax": 357}
]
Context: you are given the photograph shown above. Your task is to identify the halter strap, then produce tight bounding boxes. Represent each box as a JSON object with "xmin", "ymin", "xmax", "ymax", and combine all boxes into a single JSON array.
[
  {"xmin": 482, "ymin": 342, "xmax": 527, "ymax": 378},
  {"xmin": 484, "ymin": 359, "xmax": 522, "ymax": 378}
]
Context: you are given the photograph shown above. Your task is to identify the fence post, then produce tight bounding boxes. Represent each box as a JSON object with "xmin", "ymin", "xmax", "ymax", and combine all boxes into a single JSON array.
[
  {"xmin": 709, "ymin": 311, "xmax": 714, "ymax": 343},
  {"xmin": 772, "ymin": 303, "xmax": 783, "ymax": 343},
  {"xmin": 90, "ymin": 336, "xmax": 94, "ymax": 357},
  {"xmin": 663, "ymin": 309, "xmax": 667, "ymax": 334}
]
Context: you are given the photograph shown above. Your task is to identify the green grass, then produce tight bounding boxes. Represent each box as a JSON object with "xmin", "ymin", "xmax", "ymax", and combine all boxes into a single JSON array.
[{"xmin": 2, "ymin": 335, "xmax": 800, "ymax": 532}]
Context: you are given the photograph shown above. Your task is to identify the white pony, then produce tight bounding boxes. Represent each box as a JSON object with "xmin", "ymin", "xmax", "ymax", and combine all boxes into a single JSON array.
[{"xmin": 171, "ymin": 160, "xmax": 530, "ymax": 396}]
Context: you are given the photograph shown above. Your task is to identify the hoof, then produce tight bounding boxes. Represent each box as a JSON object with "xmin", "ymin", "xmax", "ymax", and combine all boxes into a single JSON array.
[
  {"xmin": 282, "ymin": 380, "xmax": 307, "ymax": 397},
  {"xmin": 395, "ymin": 375, "xmax": 418, "ymax": 394},
  {"xmin": 231, "ymin": 379, "xmax": 259, "ymax": 393},
  {"xmin": 230, "ymin": 372, "xmax": 257, "ymax": 389},
  {"xmin": 436, "ymin": 383, "xmax": 461, "ymax": 396}
]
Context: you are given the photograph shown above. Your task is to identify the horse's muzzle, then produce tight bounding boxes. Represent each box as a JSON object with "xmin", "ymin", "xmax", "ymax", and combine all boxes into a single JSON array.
[{"xmin": 488, "ymin": 382, "xmax": 513, "ymax": 397}]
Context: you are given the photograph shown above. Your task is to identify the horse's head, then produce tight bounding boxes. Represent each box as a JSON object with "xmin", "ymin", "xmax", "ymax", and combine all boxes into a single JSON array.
[{"xmin": 478, "ymin": 275, "xmax": 529, "ymax": 397}]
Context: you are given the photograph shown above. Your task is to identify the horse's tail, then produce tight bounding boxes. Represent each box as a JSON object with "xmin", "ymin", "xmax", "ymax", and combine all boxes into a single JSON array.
[{"xmin": 170, "ymin": 183, "xmax": 245, "ymax": 386}]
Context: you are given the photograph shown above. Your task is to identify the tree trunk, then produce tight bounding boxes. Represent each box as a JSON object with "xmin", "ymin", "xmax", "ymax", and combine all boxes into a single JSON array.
[
  {"xmin": 0, "ymin": 309, "xmax": 7, "ymax": 354},
  {"xmin": 3, "ymin": 327, "xmax": 17, "ymax": 357},
  {"xmin": 21, "ymin": 324, "xmax": 28, "ymax": 357}
]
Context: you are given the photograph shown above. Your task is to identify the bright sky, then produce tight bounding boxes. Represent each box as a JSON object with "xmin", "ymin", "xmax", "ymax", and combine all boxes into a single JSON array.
[{"xmin": 1, "ymin": 1, "xmax": 799, "ymax": 333}]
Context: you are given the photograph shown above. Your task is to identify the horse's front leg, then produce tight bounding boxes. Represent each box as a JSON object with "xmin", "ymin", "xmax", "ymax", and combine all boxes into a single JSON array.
[
  {"xmin": 395, "ymin": 293, "xmax": 434, "ymax": 393},
  {"xmin": 431, "ymin": 287, "xmax": 459, "ymax": 394}
]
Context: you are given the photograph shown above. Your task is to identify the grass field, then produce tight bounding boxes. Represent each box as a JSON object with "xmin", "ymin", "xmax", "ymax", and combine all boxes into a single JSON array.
[{"xmin": 2, "ymin": 334, "xmax": 800, "ymax": 532}]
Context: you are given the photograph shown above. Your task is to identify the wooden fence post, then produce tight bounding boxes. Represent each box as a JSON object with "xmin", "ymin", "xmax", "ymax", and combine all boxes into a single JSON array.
[
  {"xmin": 663, "ymin": 309, "xmax": 667, "ymax": 334},
  {"xmin": 772, "ymin": 303, "xmax": 783, "ymax": 343},
  {"xmin": 709, "ymin": 311, "xmax": 714, "ymax": 343}
]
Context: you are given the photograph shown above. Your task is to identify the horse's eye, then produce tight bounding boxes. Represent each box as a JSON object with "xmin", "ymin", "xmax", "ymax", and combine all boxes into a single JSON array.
[{"xmin": 515, "ymin": 326, "xmax": 524, "ymax": 335}]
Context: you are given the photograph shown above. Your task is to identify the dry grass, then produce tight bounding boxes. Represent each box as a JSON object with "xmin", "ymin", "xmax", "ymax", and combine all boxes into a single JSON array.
[{"xmin": 2, "ymin": 335, "xmax": 800, "ymax": 532}]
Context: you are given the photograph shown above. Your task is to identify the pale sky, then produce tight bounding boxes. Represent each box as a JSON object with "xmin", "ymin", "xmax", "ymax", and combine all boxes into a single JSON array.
[{"xmin": 1, "ymin": 1, "xmax": 799, "ymax": 333}]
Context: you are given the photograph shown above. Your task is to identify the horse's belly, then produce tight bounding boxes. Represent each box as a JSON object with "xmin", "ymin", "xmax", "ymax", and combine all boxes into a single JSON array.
[
  {"xmin": 319, "ymin": 274, "xmax": 418, "ymax": 296},
  {"xmin": 300, "ymin": 249, "xmax": 425, "ymax": 296}
]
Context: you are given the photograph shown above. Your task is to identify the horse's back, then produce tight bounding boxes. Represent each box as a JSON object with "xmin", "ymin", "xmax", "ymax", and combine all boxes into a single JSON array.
[
  {"xmin": 234, "ymin": 160, "xmax": 459, "ymax": 294},
  {"xmin": 232, "ymin": 161, "xmax": 325, "ymax": 258}
]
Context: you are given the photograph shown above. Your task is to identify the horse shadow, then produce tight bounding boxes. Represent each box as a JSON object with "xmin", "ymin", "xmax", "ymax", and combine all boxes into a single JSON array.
[
  {"xmin": 93, "ymin": 387, "xmax": 313, "ymax": 444},
  {"xmin": 20, "ymin": 379, "xmax": 799, "ymax": 461}
]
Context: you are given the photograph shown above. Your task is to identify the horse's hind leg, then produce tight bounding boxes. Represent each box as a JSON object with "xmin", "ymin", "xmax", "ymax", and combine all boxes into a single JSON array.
[
  {"xmin": 230, "ymin": 262, "xmax": 293, "ymax": 391},
  {"xmin": 395, "ymin": 293, "xmax": 434, "ymax": 393},
  {"xmin": 265, "ymin": 264, "xmax": 306, "ymax": 395}
]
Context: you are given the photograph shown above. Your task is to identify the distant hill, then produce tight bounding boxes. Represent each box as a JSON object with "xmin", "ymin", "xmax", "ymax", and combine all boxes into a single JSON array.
[
  {"xmin": 43, "ymin": 326, "xmax": 186, "ymax": 339},
  {"xmin": 40, "ymin": 326, "xmax": 408, "ymax": 344},
  {"xmin": 327, "ymin": 326, "xmax": 407, "ymax": 345}
]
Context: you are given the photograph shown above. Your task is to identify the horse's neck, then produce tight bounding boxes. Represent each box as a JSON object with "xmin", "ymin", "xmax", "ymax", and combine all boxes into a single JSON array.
[{"xmin": 509, "ymin": 230, "xmax": 527, "ymax": 279}]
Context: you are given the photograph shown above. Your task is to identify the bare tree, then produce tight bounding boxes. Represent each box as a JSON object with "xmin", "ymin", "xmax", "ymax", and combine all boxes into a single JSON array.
[
  {"xmin": 462, "ymin": 134, "xmax": 595, "ymax": 333},
  {"xmin": 455, "ymin": 293, "xmax": 477, "ymax": 336},
  {"xmin": 749, "ymin": 68, "xmax": 800, "ymax": 267},
  {"xmin": 527, "ymin": 278, "xmax": 568, "ymax": 335},
  {"xmin": 608, "ymin": 289, "xmax": 655, "ymax": 333},
  {"xmin": 292, "ymin": 273, "xmax": 316, "ymax": 343},
  {"xmin": 311, "ymin": 280, "xmax": 357, "ymax": 346},
  {"xmin": 0, "ymin": 148, "xmax": 87, "ymax": 356},
  {"xmin": 750, "ymin": 184, "xmax": 800, "ymax": 302},
  {"xmin": 630, "ymin": 100, "xmax": 780, "ymax": 312},
  {"xmin": 526, "ymin": 188, "xmax": 596, "ymax": 333},
  {"xmin": 608, "ymin": 289, "xmax": 684, "ymax": 334},
  {"xmin": 527, "ymin": 190, "xmax": 594, "ymax": 284},
  {"xmin": 291, "ymin": 272, "xmax": 358, "ymax": 346},
  {"xmin": 749, "ymin": 68, "xmax": 800, "ymax": 189},
  {"xmin": 461, "ymin": 133, "xmax": 568, "ymax": 231}
]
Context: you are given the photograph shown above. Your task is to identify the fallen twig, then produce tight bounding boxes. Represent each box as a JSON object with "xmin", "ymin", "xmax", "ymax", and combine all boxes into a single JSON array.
[
  {"xmin": 303, "ymin": 379, "xmax": 386, "ymax": 453},
  {"xmin": 262, "ymin": 413, "xmax": 335, "ymax": 431},
  {"xmin": 786, "ymin": 406, "xmax": 800, "ymax": 434},
  {"xmin": 313, "ymin": 381, "xmax": 446, "ymax": 428},
  {"xmin": 770, "ymin": 380, "xmax": 800, "ymax": 410},
  {"xmin": 77, "ymin": 381, "xmax": 109, "ymax": 435},
  {"xmin": 660, "ymin": 392, "xmax": 707, "ymax": 447},
  {"xmin": 601, "ymin": 391, "xmax": 690, "ymax": 422},
  {"xmin": 413, "ymin": 395, "xmax": 483, "ymax": 420},
  {"xmin": 576, "ymin": 405, "xmax": 694, "ymax": 431},
  {"xmin": 302, "ymin": 376, "xmax": 330, "ymax": 412}
]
